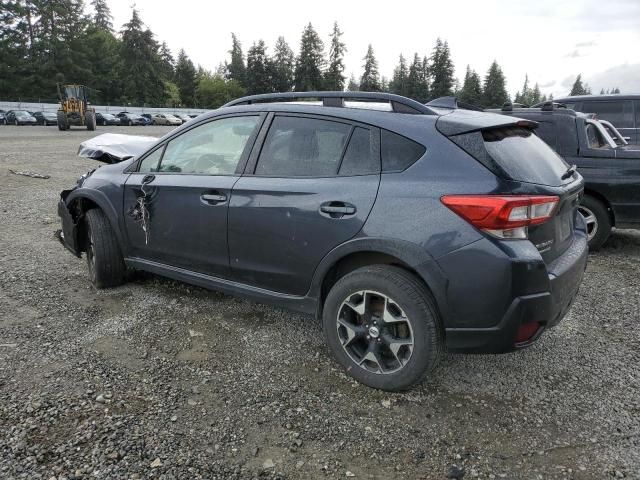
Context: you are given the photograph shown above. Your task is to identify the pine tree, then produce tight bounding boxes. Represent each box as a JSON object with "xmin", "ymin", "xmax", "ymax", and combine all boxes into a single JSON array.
[
  {"xmin": 226, "ymin": 33, "xmax": 246, "ymax": 86},
  {"xmin": 294, "ymin": 23, "xmax": 325, "ymax": 91},
  {"xmin": 119, "ymin": 9, "xmax": 165, "ymax": 105},
  {"xmin": 90, "ymin": 0, "xmax": 113, "ymax": 31},
  {"xmin": 389, "ymin": 54, "xmax": 409, "ymax": 96},
  {"xmin": 359, "ymin": 44, "xmax": 380, "ymax": 91},
  {"xmin": 158, "ymin": 42, "xmax": 175, "ymax": 81},
  {"xmin": 174, "ymin": 49, "xmax": 197, "ymax": 106},
  {"xmin": 271, "ymin": 36, "xmax": 294, "ymax": 92},
  {"xmin": 429, "ymin": 38, "xmax": 454, "ymax": 98},
  {"xmin": 531, "ymin": 83, "xmax": 541, "ymax": 105},
  {"xmin": 0, "ymin": 1, "xmax": 29, "ymax": 98},
  {"xmin": 458, "ymin": 65, "xmax": 483, "ymax": 106},
  {"xmin": 246, "ymin": 40, "xmax": 272, "ymax": 95},
  {"xmin": 347, "ymin": 74, "xmax": 359, "ymax": 91},
  {"xmin": 569, "ymin": 74, "xmax": 591, "ymax": 96},
  {"xmin": 324, "ymin": 21, "xmax": 346, "ymax": 90},
  {"xmin": 482, "ymin": 60, "xmax": 509, "ymax": 107},
  {"xmin": 84, "ymin": 25, "xmax": 122, "ymax": 103},
  {"xmin": 406, "ymin": 53, "xmax": 429, "ymax": 102}
]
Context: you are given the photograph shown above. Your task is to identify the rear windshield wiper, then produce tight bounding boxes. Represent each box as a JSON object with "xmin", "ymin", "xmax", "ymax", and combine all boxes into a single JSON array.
[{"xmin": 561, "ymin": 164, "xmax": 577, "ymax": 180}]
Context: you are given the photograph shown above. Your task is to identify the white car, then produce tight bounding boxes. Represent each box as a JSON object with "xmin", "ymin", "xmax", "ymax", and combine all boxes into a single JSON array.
[{"xmin": 152, "ymin": 113, "xmax": 182, "ymax": 126}]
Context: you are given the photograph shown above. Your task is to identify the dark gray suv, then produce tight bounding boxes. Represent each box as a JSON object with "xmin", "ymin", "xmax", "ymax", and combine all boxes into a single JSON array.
[{"xmin": 57, "ymin": 92, "xmax": 588, "ymax": 391}]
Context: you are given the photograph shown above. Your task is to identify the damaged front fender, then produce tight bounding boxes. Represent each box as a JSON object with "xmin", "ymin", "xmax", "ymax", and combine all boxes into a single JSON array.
[{"xmin": 56, "ymin": 189, "xmax": 83, "ymax": 258}]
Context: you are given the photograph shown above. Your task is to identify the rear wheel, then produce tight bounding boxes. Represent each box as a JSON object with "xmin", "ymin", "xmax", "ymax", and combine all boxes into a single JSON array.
[
  {"xmin": 323, "ymin": 265, "xmax": 442, "ymax": 391},
  {"xmin": 579, "ymin": 195, "xmax": 611, "ymax": 250},
  {"xmin": 85, "ymin": 111, "xmax": 96, "ymax": 131},
  {"xmin": 14, "ymin": 119, "xmax": 19, "ymax": 126},
  {"xmin": 57, "ymin": 111, "xmax": 68, "ymax": 131},
  {"xmin": 85, "ymin": 209, "xmax": 126, "ymax": 288}
]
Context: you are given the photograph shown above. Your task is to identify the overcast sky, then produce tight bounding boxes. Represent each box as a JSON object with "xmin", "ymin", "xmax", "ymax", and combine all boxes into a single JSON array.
[{"xmin": 105, "ymin": 0, "xmax": 640, "ymax": 98}]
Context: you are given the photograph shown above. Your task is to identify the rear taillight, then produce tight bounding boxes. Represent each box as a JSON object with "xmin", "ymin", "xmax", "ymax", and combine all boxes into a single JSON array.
[{"xmin": 441, "ymin": 195, "xmax": 559, "ymax": 239}]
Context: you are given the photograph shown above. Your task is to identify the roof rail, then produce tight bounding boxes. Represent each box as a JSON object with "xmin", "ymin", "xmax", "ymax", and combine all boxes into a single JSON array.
[
  {"xmin": 222, "ymin": 91, "xmax": 438, "ymax": 115},
  {"xmin": 425, "ymin": 96, "xmax": 484, "ymax": 112}
]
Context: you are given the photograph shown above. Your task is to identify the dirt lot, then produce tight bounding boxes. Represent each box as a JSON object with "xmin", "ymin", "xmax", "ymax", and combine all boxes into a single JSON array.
[{"xmin": 0, "ymin": 125, "xmax": 638, "ymax": 480}]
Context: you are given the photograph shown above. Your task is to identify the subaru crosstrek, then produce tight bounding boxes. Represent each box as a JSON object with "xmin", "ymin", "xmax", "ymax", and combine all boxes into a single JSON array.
[{"xmin": 57, "ymin": 92, "xmax": 588, "ymax": 391}]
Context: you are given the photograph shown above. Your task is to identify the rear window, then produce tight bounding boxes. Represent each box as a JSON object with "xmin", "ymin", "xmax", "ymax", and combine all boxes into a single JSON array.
[
  {"xmin": 482, "ymin": 127, "xmax": 570, "ymax": 186},
  {"xmin": 582, "ymin": 100, "xmax": 634, "ymax": 128}
]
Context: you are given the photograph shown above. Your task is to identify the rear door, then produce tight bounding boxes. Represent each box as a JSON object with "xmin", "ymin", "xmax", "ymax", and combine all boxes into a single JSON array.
[
  {"xmin": 123, "ymin": 114, "xmax": 264, "ymax": 277},
  {"xmin": 228, "ymin": 114, "xmax": 381, "ymax": 295}
]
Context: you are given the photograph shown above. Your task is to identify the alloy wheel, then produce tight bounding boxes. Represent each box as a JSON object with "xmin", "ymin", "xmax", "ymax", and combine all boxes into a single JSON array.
[
  {"xmin": 336, "ymin": 290, "xmax": 414, "ymax": 374},
  {"xmin": 578, "ymin": 205, "xmax": 597, "ymax": 241}
]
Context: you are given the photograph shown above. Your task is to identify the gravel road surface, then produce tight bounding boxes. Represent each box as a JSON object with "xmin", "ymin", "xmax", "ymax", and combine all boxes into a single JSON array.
[{"xmin": 1, "ymin": 126, "xmax": 638, "ymax": 479}]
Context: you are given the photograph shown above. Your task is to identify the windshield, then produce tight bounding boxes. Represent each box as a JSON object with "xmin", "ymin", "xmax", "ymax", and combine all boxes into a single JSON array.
[{"xmin": 15, "ymin": 111, "xmax": 30, "ymax": 116}]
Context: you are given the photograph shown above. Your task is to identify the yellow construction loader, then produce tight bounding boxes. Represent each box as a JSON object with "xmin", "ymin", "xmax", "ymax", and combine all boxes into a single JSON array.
[{"xmin": 56, "ymin": 84, "xmax": 96, "ymax": 131}]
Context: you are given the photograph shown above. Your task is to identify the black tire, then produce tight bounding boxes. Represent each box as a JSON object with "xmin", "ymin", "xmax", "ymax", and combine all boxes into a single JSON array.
[
  {"xmin": 128, "ymin": 120, "xmax": 132, "ymax": 126},
  {"xmin": 85, "ymin": 209, "xmax": 126, "ymax": 288},
  {"xmin": 579, "ymin": 195, "xmax": 611, "ymax": 250},
  {"xmin": 322, "ymin": 265, "xmax": 443, "ymax": 391},
  {"xmin": 14, "ymin": 119, "xmax": 19, "ymax": 126},
  {"xmin": 85, "ymin": 111, "xmax": 96, "ymax": 131},
  {"xmin": 102, "ymin": 119, "xmax": 107, "ymax": 126},
  {"xmin": 57, "ymin": 110, "xmax": 68, "ymax": 131}
]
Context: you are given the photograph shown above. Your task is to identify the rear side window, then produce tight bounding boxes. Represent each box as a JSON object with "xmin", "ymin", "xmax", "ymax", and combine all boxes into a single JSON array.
[
  {"xmin": 481, "ymin": 127, "xmax": 570, "ymax": 186},
  {"xmin": 381, "ymin": 130, "xmax": 425, "ymax": 172},
  {"xmin": 339, "ymin": 127, "xmax": 378, "ymax": 175},
  {"xmin": 583, "ymin": 100, "xmax": 634, "ymax": 128},
  {"xmin": 256, "ymin": 116, "xmax": 351, "ymax": 176}
]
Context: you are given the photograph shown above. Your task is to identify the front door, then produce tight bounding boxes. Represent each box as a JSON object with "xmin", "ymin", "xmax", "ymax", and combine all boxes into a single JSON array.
[
  {"xmin": 228, "ymin": 114, "xmax": 381, "ymax": 295},
  {"xmin": 123, "ymin": 114, "xmax": 263, "ymax": 277}
]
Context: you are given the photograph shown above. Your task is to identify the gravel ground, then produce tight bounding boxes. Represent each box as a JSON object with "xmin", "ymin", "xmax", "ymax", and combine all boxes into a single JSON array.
[{"xmin": 0, "ymin": 125, "xmax": 638, "ymax": 480}]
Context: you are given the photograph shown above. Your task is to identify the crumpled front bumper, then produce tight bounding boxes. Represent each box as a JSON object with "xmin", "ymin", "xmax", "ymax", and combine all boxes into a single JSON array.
[{"xmin": 56, "ymin": 190, "xmax": 82, "ymax": 258}]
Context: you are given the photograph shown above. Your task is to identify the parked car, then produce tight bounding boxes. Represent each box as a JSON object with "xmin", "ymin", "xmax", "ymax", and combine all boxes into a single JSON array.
[
  {"xmin": 488, "ymin": 101, "xmax": 640, "ymax": 249},
  {"xmin": 0, "ymin": 111, "xmax": 6, "ymax": 125},
  {"xmin": 173, "ymin": 113, "xmax": 192, "ymax": 124},
  {"xmin": 539, "ymin": 94, "xmax": 640, "ymax": 144},
  {"xmin": 57, "ymin": 92, "xmax": 588, "ymax": 391},
  {"xmin": 151, "ymin": 113, "xmax": 182, "ymax": 126},
  {"xmin": 116, "ymin": 112, "xmax": 146, "ymax": 126},
  {"xmin": 32, "ymin": 111, "xmax": 58, "ymax": 126},
  {"xmin": 5, "ymin": 110, "xmax": 37, "ymax": 125},
  {"xmin": 96, "ymin": 112, "xmax": 120, "ymax": 126},
  {"xmin": 138, "ymin": 114, "xmax": 152, "ymax": 126}
]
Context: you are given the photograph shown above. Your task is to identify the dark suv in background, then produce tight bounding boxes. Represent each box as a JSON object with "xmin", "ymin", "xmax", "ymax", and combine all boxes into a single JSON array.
[
  {"xmin": 57, "ymin": 92, "xmax": 588, "ymax": 391},
  {"xmin": 490, "ymin": 102, "xmax": 640, "ymax": 249},
  {"xmin": 547, "ymin": 94, "xmax": 640, "ymax": 144}
]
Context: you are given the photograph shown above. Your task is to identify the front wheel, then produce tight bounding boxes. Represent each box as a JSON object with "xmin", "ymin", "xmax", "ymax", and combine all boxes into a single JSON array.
[
  {"xmin": 323, "ymin": 265, "xmax": 442, "ymax": 391},
  {"xmin": 85, "ymin": 209, "xmax": 126, "ymax": 288},
  {"xmin": 578, "ymin": 195, "xmax": 611, "ymax": 250}
]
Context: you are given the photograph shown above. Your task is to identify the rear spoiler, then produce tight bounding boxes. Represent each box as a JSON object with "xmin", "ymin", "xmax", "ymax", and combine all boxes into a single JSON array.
[
  {"xmin": 435, "ymin": 109, "xmax": 538, "ymax": 136},
  {"xmin": 77, "ymin": 133, "xmax": 158, "ymax": 163}
]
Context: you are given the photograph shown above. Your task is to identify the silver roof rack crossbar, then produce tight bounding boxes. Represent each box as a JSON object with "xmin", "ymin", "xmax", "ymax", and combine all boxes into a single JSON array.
[{"xmin": 222, "ymin": 91, "xmax": 438, "ymax": 115}]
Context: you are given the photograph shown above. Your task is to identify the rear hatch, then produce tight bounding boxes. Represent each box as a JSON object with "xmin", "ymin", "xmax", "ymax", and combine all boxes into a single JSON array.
[{"xmin": 437, "ymin": 110, "xmax": 584, "ymax": 264}]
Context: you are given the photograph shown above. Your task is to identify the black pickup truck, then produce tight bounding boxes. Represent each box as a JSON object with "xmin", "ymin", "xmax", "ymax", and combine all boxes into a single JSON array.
[{"xmin": 489, "ymin": 103, "xmax": 640, "ymax": 249}]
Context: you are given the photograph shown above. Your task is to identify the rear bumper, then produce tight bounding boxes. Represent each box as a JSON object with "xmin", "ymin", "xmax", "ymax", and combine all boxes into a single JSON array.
[{"xmin": 445, "ymin": 232, "xmax": 588, "ymax": 353}]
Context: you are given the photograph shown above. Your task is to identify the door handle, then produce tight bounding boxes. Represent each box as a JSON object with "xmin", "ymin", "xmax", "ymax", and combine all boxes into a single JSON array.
[
  {"xmin": 201, "ymin": 193, "xmax": 227, "ymax": 204},
  {"xmin": 142, "ymin": 174, "xmax": 155, "ymax": 185},
  {"xmin": 320, "ymin": 202, "xmax": 357, "ymax": 218}
]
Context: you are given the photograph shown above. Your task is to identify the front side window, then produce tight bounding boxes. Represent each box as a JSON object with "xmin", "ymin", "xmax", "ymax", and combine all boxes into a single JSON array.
[
  {"xmin": 157, "ymin": 116, "xmax": 260, "ymax": 174},
  {"xmin": 255, "ymin": 116, "xmax": 351, "ymax": 176},
  {"xmin": 139, "ymin": 147, "xmax": 163, "ymax": 173}
]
